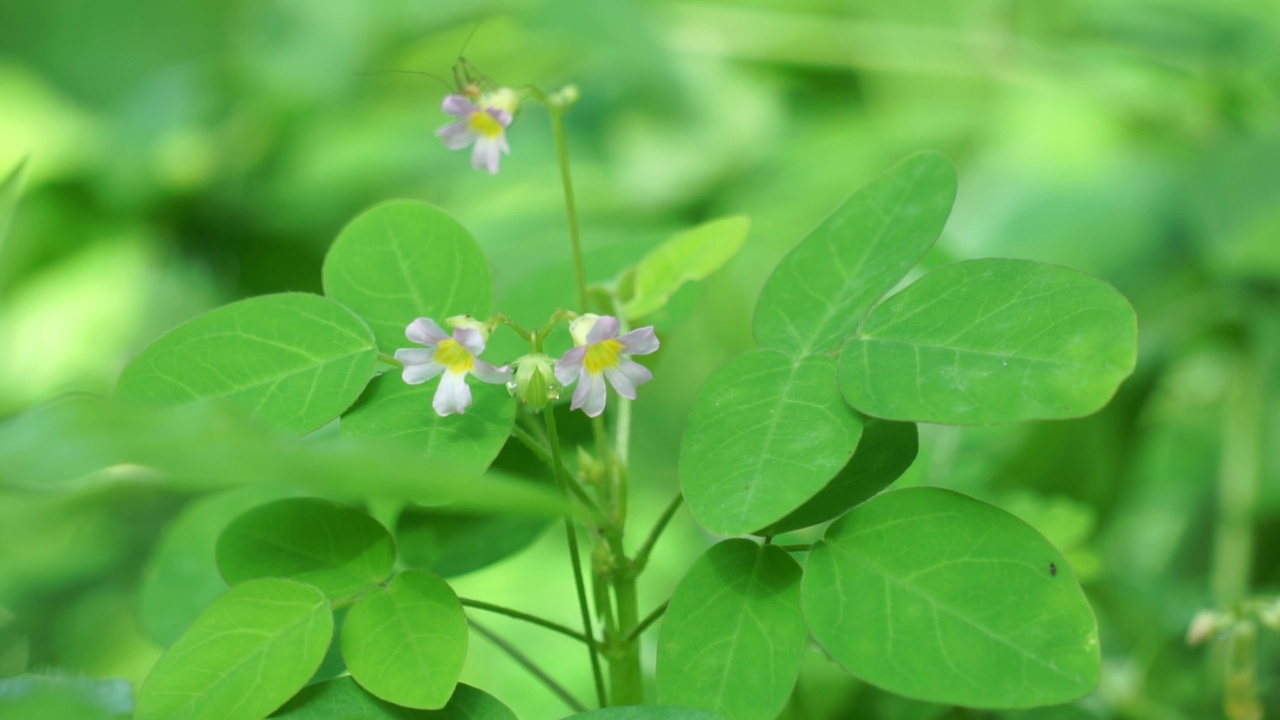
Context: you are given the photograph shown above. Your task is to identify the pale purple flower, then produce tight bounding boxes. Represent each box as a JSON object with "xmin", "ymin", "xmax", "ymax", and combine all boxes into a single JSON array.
[
  {"xmin": 436, "ymin": 94, "xmax": 512, "ymax": 174},
  {"xmin": 394, "ymin": 317, "xmax": 510, "ymax": 416},
  {"xmin": 555, "ymin": 314, "xmax": 659, "ymax": 418}
]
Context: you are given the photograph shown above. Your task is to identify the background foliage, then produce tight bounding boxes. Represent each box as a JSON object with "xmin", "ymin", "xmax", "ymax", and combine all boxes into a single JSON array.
[{"xmin": 1, "ymin": 0, "xmax": 1278, "ymax": 718}]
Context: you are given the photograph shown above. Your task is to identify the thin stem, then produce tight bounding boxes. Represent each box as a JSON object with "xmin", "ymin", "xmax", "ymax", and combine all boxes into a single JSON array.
[
  {"xmin": 1212, "ymin": 347, "xmax": 1261, "ymax": 608},
  {"xmin": 470, "ymin": 621, "xmax": 587, "ymax": 713},
  {"xmin": 623, "ymin": 600, "xmax": 669, "ymax": 643},
  {"xmin": 544, "ymin": 409, "xmax": 609, "ymax": 707},
  {"xmin": 632, "ymin": 494, "xmax": 684, "ymax": 572},
  {"xmin": 548, "ymin": 108, "xmax": 590, "ymax": 312},
  {"xmin": 460, "ymin": 598, "xmax": 596, "ymax": 647},
  {"xmin": 511, "ymin": 423, "xmax": 600, "ymax": 514},
  {"xmin": 377, "ymin": 352, "xmax": 402, "ymax": 367}
]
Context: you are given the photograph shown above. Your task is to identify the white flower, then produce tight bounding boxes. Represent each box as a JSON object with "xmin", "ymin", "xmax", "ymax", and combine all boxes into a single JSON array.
[
  {"xmin": 555, "ymin": 314, "xmax": 659, "ymax": 417},
  {"xmin": 436, "ymin": 94, "xmax": 513, "ymax": 174},
  {"xmin": 394, "ymin": 317, "xmax": 510, "ymax": 416}
]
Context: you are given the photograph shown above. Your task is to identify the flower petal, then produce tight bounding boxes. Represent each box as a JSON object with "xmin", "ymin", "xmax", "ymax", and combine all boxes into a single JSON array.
[
  {"xmin": 406, "ymin": 318, "xmax": 449, "ymax": 346},
  {"xmin": 453, "ymin": 327, "xmax": 486, "ymax": 357},
  {"xmin": 472, "ymin": 360, "xmax": 511, "ymax": 384},
  {"xmin": 585, "ymin": 315, "xmax": 620, "ymax": 345},
  {"xmin": 487, "ymin": 107, "xmax": 513, "ymax": 128},
  {"xmin": 618, "ymin": 326, "xmax": 659, "ymax": 355},
  {"xmin": 402, "ymin": 359, "xmax": 445, "ymax": 385},
  {"xmin": 604, "ymin": 358, "xmax": 652, "ymax": 399},
  {"xmin": 555, "ymin": 346, "xmax": 587, "ymax": 385},
  {"xmin": 394, "ymin": 348, "xmax": 435, "ymax": 366},
  {"xmin": 437, "ymin": 120, "xmax": 477, "ymax": 150},
  {"xmin": 442, "ymin": 94, "xmax": 478, "ymax": 117},
  {"xmin": 471, "ymin": 136, "xmax": 503, "ymax": 174},
  {"xmin": 433, "ymin": 370, "xmax": 473, "ymax": 416},
  {"xmin": 571, "ymin": 371, "xmax": 608, "ymax": 418}
]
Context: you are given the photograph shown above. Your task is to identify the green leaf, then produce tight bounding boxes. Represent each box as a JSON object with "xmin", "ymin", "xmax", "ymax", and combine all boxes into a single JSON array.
[
  {"xmin": 397, "ymin": 505, "xmax": 550, "ymax": 578},
  {"xmin": 273, "ymin": 677, "xmax": 516, "ymax": 719},
  {"xmin": 323, "ymin": 200, "xmax": 493, "ymax": 352},
  {"xmin": 0, "ymin": 158, "xmax": 26, "ymax": 252},
  {"xmin": 754, "ymin": 152, "xmax": 957, "ymax": 356},
  {"xmin": 837, "ymin": 259, "xmax": 1137, "ymax": 424},
  {"xmin": 115, "ymin": 293, "xmax": 378, "ymax": 435},
  {"xmin": 755, "ymin": 417, "xmax": 917, "ymax": 536},
  {"xmin": 139, "ymin": 485, "xmax": 299, "ymax": 646},
  {"xmin": 342, "ymin": 570, "xmax": 468, "ymax": 709},
  {"xmin": 135, "ymin": 578, "xmax": 333, "ymax": 720},
  {"xmin": 657, "ymin": 540, "xmax": 806, "ymax": 720},
  {"xmin": 622, "ymin": 216, "xmax": 750, "ymax": 320},
  {"xmin": 803, "ymin": 487, "xmax": 1100, "ymax": 708},
  {"xmin": 0, "ymin": 674, "xmax": 132, "ymax": 720},
  {"xmin": 562, "ymin": 708, "xmax": 724, "ymax": 720},
  {"xmin": 342, "ymin": 374, "xmax": 514, "ymax": 474},
  {"xmin": 216, "ymin": 498, "xmax": 396, "ymax": 600},
  {"xmin": 680, "ymin": 350, "xmax": 864, "ymax": 536}
]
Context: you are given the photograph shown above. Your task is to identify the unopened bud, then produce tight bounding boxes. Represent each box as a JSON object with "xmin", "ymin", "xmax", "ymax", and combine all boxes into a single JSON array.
[
  {"xmin": 481, "ymin": 87, "xmax": 522, "ymax": 116},
  {"xmin": 1187, "ymin": 609, "xmax": 1226, "ymax": 646},
  {"xmin": 550, "ymin": 84, "xmax": 580, "ymax": 109},
  {"xmin": 446, "ymin": 314, "xmax": 495, "ymax": 340},
  {"xmin": 511, "ymin": 353, "xmax": 557, "ymax": 411}
]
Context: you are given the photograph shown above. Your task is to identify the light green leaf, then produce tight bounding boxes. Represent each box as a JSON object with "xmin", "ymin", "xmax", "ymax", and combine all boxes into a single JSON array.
[
  {"xmin": 0, "ymin": 158, "xmax": 26, "ymax": 253},
  {"xmin": 273, "ymin": 677, "xmax": 516, "ymax": 719},
  {"xmin": 755, "ymin": 417, "xmax": 917, "ymax": 536},
  {"xmin": 754, "ymin": 152, "xmax": 957, "ymax": 356},
  {"xmin": 323, "ymin": 200, "xmax": 493, "ymax": 352},
  {"xmin": 343, "ymin": 374, "xmax": 514, "ymax": 474},
  {"xmin": 838, "ymin": 259, "xmax": 1137, "ymax": 424},
  {"xmin": 139, "ymin": 485, "xmax": 299, "ymax": 646},
  {"xmin": 115, "ymin": 293, "xmax": 377, "ymax": 435},
  {"xmin": 0, "ymin": 674, "xmax": 132, "ymax": 720},
  {"xmin": 562, "ymin": 708, "xmax": 724, "ymax": 720},
  {"xmin": 216, "ymin": 498, "xmax": 396, "ymax": 600},
  {"xmin": 657, "ymin": 540, "xmax": 806, "ymax": 720},
  {"xmin": 803, "ymin": 487, "xmax": 1100, "ymax": 708},
  {"xmin": 622, "ymin": 216, "xmax": 750, "ymax": 320},
  {"xmin": 342, "ymin": 570, "xmax": 468, "ymax": 709},
  {"xmin": 680, "ymin": 350, "xmax": 863, "ymax": 536},
  {"xmin": 135, "ymin": 578, "xmax": 333, "ymax": 720}
]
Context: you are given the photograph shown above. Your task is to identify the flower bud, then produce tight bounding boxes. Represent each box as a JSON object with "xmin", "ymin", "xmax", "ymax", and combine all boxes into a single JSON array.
[
  {"xmin": 481, "ymin": 87, "xmax": 522, "ymax": 116},
  {"xmin": 445, "ymin": 314, "xmax": 494, "ymax": 340},
  {"xmin": 511, "ymin": 353, "xmax": 558, "ymax": 411},
  {"xmin": 1187, "ymin": 609, "xmax": 1226, "ymax": 645}
]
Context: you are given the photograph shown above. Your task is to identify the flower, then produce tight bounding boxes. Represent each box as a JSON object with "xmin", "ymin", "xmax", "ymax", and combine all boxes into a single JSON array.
[
  {"xmin": 394, "ymin": 317, "xmax": 510, "ymax": 416},
  {"xmin": 436, "ymin": 93, "xmax": 513, "ymax": 174},
  {"xmin": 555, "ymin": 314, "xmax": 659, "ymax": 417}
]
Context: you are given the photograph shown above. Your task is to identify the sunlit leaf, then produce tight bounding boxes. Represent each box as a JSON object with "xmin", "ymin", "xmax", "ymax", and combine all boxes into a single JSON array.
[
  {"xmin": 680, "ymin": 350, "xmax": 863, "ymax": 536},
  {"xmin": 803, "ymin": 487, "xmax": 1100, "ymax": 708},
  {"xmin": 562, "ymin": 708, "xmax": 723, "ymax": 720},
  {"xmin": 657, "ymin": 540, "xmax": 806, "ymax": 720},
  {"xmin": 115, "ymin": 293, "xmax": 377, "ymax": 435},
  {"xmin": 135, "ymin": 578, "xmax": 333, "ymax": 720},
  {"xmin": 838, "ymin": 259, "xmax": 1137, "ymax": 424},
  {"xmin": 342, "ymin": 570, "xmax": 467, "ymax": 709},
  {"xmin": 216, "ymin": 498, "xmax": 396, "ymax": 600},
  {"xmin": 754, "ymin": 152, "xmax": 956, "ymax": 356},
  {"xmin": 755, "ymin": 417, "xmax": 917, "ymax": 535},
  {"xmin": 322, "ymin": 200, "xmax": 493, "ymax": 352},
  {"xmin": 0, "ymin": 158, "xmax": 26, "ymax": 253},
  {"xmin": 0, "ymin": 674, "xmax": 132, "ymax": 720},
  {"xmin": 623, "ymin": 216, "xmax": 750, "ymax": 320},
  {"xmin": 273, "ymin": 677, "xmax": 516, "ymax": 719}
]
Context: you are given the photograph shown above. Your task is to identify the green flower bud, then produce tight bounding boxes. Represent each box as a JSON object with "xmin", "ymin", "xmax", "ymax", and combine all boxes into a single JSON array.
[{"xmin": 511, "ymin": 353, "xmax": 558, "ymax": 411}]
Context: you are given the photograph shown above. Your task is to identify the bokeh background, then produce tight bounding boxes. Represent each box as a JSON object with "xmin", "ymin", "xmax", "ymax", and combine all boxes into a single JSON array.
[{"xmin": 2, "ymin": 0, "xmax": 1279, "ymax": 718}]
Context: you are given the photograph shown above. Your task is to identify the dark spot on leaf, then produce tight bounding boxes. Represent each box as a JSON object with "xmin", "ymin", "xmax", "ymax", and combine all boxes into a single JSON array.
[{"xmin": 1049, "ymin": 562, "xmax": 1057, "ymax": 577}]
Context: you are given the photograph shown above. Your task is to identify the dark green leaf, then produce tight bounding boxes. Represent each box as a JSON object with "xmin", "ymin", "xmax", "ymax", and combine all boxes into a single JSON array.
[
  {"xmin": 657, "ymin": 540, "xmax": 806, "ymax": 720},
  {"xmin": 754, "ymin": 152, "xmax": 957, "ymax": 356},
  {"xmin": 803, "ymin": 487, "xmax": 1100, "ymax": 708},
  {"xmin": 561, "ymin": 708, "xmax": 723, "ymax": 720},
  {"xmin": 273, "ymin": 678, "xmax": 516, "ymax": 719},
  {"xmin": 397, "ymin": 505, "xmax": 550, "ymax": 578},
  {"xmin": 838, "ymin": 259, "xmax": 1137, "ymax": 424}
]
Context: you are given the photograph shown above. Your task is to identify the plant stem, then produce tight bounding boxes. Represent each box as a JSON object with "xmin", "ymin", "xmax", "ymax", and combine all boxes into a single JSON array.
[
  {"xmin": 624, "ymin": 600, "xmax": 670, "ymax": 643},
  {"xmin": 460, "ymin": 598, "xmax": 596, "ymax": 647},
  {"xmin": 470, "ymin": 621, "xmax": 588, "ymax": 713},
  {"xmin": 548, "ymin": 107, "xmax": 590, "ymax": 313},
  {"xmin": 377, "ymin": 352, "xmax": 402, "ymax": 367},
  {"xmin": 1210, "ymin": 347, "xmax": 1261, "ymax": 608},
  {"xmin": 544, "ymin": 408, "xmax": 608, "ymax": 706},
  {"xmin": 632, "ymin": 494, "xmax": 683, "ymax": 572},
  {"xmin": 511, "ymin": 422, "xmax": 601, "ymax": 515}
]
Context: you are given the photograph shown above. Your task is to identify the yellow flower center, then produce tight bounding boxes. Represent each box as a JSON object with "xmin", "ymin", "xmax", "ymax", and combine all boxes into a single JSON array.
[
  {"xmin": 434, "ymin": 338, "xmax": 475, "ymax": 374},
  {"xmin": 584, "ymin": 339, "xmax": 624, "ymax": 375},
  {"xmin": 468, "ymin": 110, "xmax": 504, "ymax": 139}
]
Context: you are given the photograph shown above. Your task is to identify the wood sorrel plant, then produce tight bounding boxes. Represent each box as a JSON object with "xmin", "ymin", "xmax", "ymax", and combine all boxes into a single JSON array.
[{"xmin": 101, "ymin": 76, "xmax": 1137, "ymax": 719}]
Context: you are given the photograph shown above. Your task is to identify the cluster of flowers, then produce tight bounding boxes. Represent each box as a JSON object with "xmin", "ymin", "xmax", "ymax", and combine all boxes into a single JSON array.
[{"xmin": 395, "ymin": 314, "xmax": 658, "ymax": 418}]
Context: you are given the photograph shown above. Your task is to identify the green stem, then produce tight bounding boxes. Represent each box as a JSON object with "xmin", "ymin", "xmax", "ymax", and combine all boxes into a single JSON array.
[
  {"xmin": 624, "ymin": 600, "xmax": 669, "ymax": 643},
  {"xmin": 460, "ymin": 598, "xmax": 596, "ymax": 647},
  {"xmin": 544, "ymin": 409, "xmax": 608, "ymax": 707},
  {"xmin": 1211, "ymin": 348, "xmax": 1261, "ymax": 608},
  {"xmin": 511, "ymin": 423, "xmax": 601, "ymax": 515},
  {"xmin": 632, "ymin": 494, "xmax": 683, "ymax": 572},
  {"xmin": 609, "ymin": 570, "xmax": 644, "ymax": 705},
  {"xmin": 548, "ymin": 108, "xmax": 590, "ymax": 313},
  {"xmin": 377, "ymin": 352, "xmax": 402, "ymax": 367},
  {"xmin": 470, "ymin": 621, "xmax": 587, "ymax": 713}
]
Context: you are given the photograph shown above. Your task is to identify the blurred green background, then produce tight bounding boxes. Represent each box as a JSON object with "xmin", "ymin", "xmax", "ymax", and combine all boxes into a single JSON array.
[{"xmin": 2, "ymin": 0, "xmax": 1279, "ymax": 718}]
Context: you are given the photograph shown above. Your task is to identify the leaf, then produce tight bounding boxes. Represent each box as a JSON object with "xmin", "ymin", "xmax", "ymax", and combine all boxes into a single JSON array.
[
  {"xmin": 397, "ymin": 505, "xmax": 550, "ymax": 578},
  {"xmin": 135, "ymin": 578, "xmax": 333, "ymax": 720},
  {"xmin": 803, "ymin": 487, "xmax": 1100, "ymax": 708},
  {"xmin": 562, "ymin": 708, "xmax": 724, "ymax": 720},
  {"xmin": 656, "ymin": 539, "xmax": 806, "ymax": 720},
  {"xmin": 754, "ymin": 152, "xmax": 957, "ymax": 356},
  {"xmin": 342, "ymin": 374, "xmax": 514, "ymax": 474},
  {"xmin": 115, "ymin": 293, "xmax": 378, "ymax": 435},
  {"xmin": 273, "ymin": 677, "xmax": 516, "ymax": 719},
  {"xmin": 216, "ymin": 498, "xmax": 396, "ymax": 600},
  {"xmin": 755, "ymin": 417, "xmax": 917, "ymax": 536},
  {"xmin": 680, "ymin": 350, "xmax": 864, "ymax": 536},
  {"xmin": 322, "ymin": 200, "xmax": 493, "ymax": 352},
  {"xmin": 622, "ymin": 216, "xmax": 750, "ymax": 320},
  {"xmin": 837, "ymin": 259, "xmax": 1137, "ymax": 424},
  {"xmin": 0, "ymin": 674, "xmax": 132, "ymax": 720},
  {"xmin": 0, "ymin": 605, "xmax": 26, "ymax": 677},
  {"xmin": 342, "ymin": 570, "xmax": 468, "ymax": 709},
  {"xmin": 0, "ymin": 158, "xmax": 26, "ymax": 252},
  {"xmin": 139, "ymin": 485, "xmax": 299, "ymax": 646}
]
